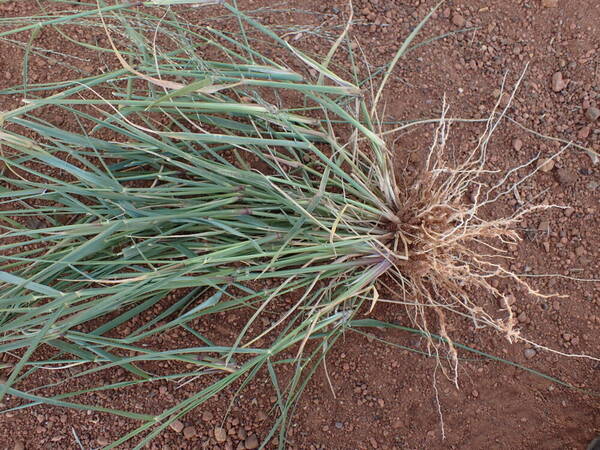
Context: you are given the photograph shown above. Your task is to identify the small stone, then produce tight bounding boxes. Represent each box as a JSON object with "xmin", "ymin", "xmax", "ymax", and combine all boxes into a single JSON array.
[
  {"xmin": 244, "ymin": 435, "xmax": 259, "ymax": 449},
  {"xmin": 538, "ymin": 220, "xmax": 550, "ymax": 232},
  {"xmin": 537, "ymin": 158, "xmax": 554, "ymax": 172},
  {"xmin": 97, "ymin": 437, "xmax": 109, "ymax": 446},
  {"xmin": 13, "ymin": 443, "xmax": 25, "ymax": 450},
  {"xmin": 183, "ymin": 426, "xmax": 196, "ymax": 439},
  {"xmin": 564, "ymin": 207, "xmax": 575, "ymax": 217},
  {"xmin": 202, "ymin": 411, "xmax": 214, "ymax": 422},
  {"xmin": 542, "ymin": 0, "xmax": 558, "ymax": 6},
  {"xmin": 256, "ymin": 410, "xmax": 267, "ymax": 421},
  {"xmin": 335, "ymin": 422, "xmax": 344, "ymax": 429},
  {"xmin": 214, "ymin": 427, "xmax": 227, "ymax": 443},
  {"xmin": 517, "ymin": 312, "xmax": 528, "ymax": 323},
  {"xmin": 499, "ymin": 92, "xmax": 511, "ymax": 108},
  {"xmin": 588, "ymin": 181, "xmax": 599, "ymax": 191},
  {"xmin": 238, "ymin": 428, "xmax": 247, "ymax": 440},
  {"xmin": 524, "ymin": 348, "xmax": 537, "ymax": 359},
  {"xmin": 169, "ymin": 420, "xmax": 184, "ymax": 433},
  {"xmin": 554, "ymin": 168, "xmax": 577, "ymax": 185},
  {"xmin": 578, "ymin": 125, "xmax": 591, "ymax": 139},
  {"xmin": 4, "ymin": 71, "xmax": 11, "ymax": 81},
  {"xmin": 25, "ymin": 217, "xmax": 46, "ymax": 230},
  {"xmin": 472, "ymin": 390, "xmax": 479, "ymax": 398},
  {"xmin": 551, "ymin": 72, "xmax": 568, "ymax": 92},
  {"xmin": 553, "ymin": 301, "xmax": 560, "ymax": 310},
  {"xmin": 512, "ymin": 138, "xmax": 523, "ymax": 151},
  {"xmin": 585, "ymin": 107, "xmax": 600, "ymax": 122},
  {"xmin": 452, "ymin": 13, "xmax": 465, "ymax": 27}
]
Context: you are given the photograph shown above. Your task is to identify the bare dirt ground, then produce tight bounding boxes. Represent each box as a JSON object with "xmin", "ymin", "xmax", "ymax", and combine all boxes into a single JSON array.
[{"xmin": 0, "ymin": 0, "xmax": 599, "ymax": 449}]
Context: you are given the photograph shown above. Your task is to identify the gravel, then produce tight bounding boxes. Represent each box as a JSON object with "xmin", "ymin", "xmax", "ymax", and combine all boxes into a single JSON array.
[
  {"xmin": 551, "ymin": 72, "xmax": 567, "ymax": 92},
  {"xmin": 585, "ymin": 107, "xmax": 600, "ymax": 122},
  {"xmin": 578, "ymin": 125, "xmax": 591, "ymax": 139},
  {"xmin": 512, "ymin": 138, "xmax": 523, "ymax": 151},
  {"xmin": 169, "ymin": 420, "xmax": 184, "ymax": 433},
  {"xmin": 538, "ymin": 158, "xmax": 555, "ymax": 172},
  {"xmin": 183, "ymin": 426, "xmax": 197, "ymax": 439},
  {"xmin": 452, "ymin": 13, "xmax": 465, "ymax": 27},
  {"xmin": 214, "ymin": 427, "xmax": 227, "ymax": 443},
  {"xmin": 244, "ymin": 435, "xmax": 259, "ymax": 449},
  {"xmin": 554, "ymin": 168, "xmax": 578, "ymax": 185}
]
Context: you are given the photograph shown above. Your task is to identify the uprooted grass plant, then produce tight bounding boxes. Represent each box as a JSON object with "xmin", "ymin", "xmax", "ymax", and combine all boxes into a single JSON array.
[{"xmin": 0, "ymin": 1, "xmax": 597, "ymax": 448}]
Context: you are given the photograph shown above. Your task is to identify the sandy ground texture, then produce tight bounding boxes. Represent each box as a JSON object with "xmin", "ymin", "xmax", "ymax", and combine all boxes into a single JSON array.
[{"xmin": 0, "ymin": 0, "xmax": 599, "ymax": 449}]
